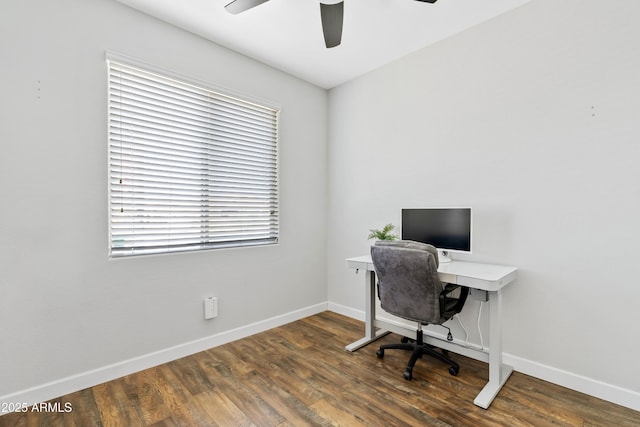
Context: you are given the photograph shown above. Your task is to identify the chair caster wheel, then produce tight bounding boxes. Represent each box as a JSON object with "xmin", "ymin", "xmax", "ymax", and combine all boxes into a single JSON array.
[
  {"xmin": 400, "ymin": 336, "xmax": 409, "ymax": 343},
  {"xmin": 376, "ymin": 349, "xmax": 384, "ymax": 358},
  {"xmin": 448, "ymin": 366, "xmax": 459, "ymax": 376},
  {"xmin": 403, "ymin": 369, "xmax": 413, "ymax": 380}
]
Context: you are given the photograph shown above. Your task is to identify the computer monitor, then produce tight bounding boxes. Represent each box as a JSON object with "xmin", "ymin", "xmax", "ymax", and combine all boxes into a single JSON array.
[{"xmin": 401, "ymin": 208, "xmax": 472, "ymax": 263}]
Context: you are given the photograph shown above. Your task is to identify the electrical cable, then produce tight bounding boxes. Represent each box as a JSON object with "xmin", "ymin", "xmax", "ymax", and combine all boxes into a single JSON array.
[
  {"xmin": 455, "ymin": 314, "xmax": 470, "ymax": 347},
  {"xmin": 440, "ymin": 324, "xmax": 453, "ymax": 341},
  {"xmin": 477, "ymin": 300, "xmax": 485, "ymax": 350}
]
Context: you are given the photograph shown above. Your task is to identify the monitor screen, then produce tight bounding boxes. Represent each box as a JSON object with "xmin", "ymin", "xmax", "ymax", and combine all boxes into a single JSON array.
[{"xmin": 401, "ymin": 208, "xmax": 472, "ymax": 253}]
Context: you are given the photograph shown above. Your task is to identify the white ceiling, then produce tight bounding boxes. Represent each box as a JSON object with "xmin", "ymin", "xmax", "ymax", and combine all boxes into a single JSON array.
[{"xmin": 116, "ymin": 0, "xmax": 532, "ymax": 89}]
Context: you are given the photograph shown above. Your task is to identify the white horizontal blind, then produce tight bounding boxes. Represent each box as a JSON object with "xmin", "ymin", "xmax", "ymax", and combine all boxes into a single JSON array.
[{"xmin": 108, "ymin": 60, "xmax": 279, "ymax": 257}]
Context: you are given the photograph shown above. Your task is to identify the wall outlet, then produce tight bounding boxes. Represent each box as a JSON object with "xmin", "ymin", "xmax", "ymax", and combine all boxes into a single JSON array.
[{"xmin": 204, "ymin": 296, "xmax": 218, "ymax": 320}]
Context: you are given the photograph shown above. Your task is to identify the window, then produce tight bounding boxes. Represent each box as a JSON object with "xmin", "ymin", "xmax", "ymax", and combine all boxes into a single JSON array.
[{"xmin": 107, "ymin": 58, "xmax": 279, "ymax": 257}]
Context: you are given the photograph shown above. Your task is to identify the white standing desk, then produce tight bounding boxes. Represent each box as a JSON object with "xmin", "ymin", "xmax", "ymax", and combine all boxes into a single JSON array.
[{"xmin": 345, "ymin": 255, "xmax": 518, "ymax": 409}]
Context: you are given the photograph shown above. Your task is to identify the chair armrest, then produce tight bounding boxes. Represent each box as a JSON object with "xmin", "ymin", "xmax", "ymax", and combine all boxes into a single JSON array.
[
  {"xmin": 441, "ymin": 284, "xmax": 461, "ymax": 299},
  {"xmin": 439, "ymin": 284, "xmax": 469, "ymax": 318}
]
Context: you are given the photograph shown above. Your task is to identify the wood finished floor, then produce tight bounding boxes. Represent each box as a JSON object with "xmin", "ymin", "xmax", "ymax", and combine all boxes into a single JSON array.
[{"xmin": 1, "ymin": 311, "xmax": 638, "ymax": 427}]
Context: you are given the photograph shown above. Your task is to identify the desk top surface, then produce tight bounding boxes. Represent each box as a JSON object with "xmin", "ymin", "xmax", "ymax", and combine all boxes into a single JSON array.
[{"xmin": 346, "ymin": 255, "xmax": 518, "ymax": 290}]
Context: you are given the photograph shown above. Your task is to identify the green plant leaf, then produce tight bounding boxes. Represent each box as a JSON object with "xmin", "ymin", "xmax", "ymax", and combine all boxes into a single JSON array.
[{"xmin": 368, "ymin": 223, "xmax": 398, "ymax": 240}]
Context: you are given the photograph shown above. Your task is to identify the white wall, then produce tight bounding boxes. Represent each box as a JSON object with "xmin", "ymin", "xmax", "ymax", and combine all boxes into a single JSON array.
[
  {"xmin": 2, "ymin": 0, "xmax": 639, "ymax": 413},
  {"xmin": 0, "ymin": 0, "xmax": 327, "ymax": 400},
  {"xmin": 327, "ymin": 0, "xmax": 640, "ymax": 408}
]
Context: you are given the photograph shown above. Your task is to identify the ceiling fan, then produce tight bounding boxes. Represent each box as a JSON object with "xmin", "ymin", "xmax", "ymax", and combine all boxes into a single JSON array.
[{"xmin": 224, "ymin": 0, "xmax": 438, "ymax": 49}]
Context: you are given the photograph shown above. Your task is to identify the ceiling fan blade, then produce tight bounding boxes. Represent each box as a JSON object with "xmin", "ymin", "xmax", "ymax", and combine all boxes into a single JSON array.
[
  {"xmin": 320, "ymin": 2, "xmax": 344, "ymax": 48},
  {"xmin": 225, "ymin": 0, "xmax": 271, "ymax": 14},
  {"xmin": 414, "ymin": 0, "xmax": 438, "ymax": 3}
]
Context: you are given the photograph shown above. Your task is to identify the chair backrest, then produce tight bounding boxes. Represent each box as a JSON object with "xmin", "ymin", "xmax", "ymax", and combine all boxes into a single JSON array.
[{"xmin": 371, "ymin": 240, "xmax": 447, "ymax": 325}]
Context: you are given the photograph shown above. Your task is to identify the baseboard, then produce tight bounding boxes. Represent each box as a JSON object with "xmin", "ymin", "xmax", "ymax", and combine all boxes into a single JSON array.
[
  {"xmin": 504, "ymin": 353, "xmax": 640, "ymax": 412},
  {"xmin": 328, "ymin": 305, "xmax": 640, "ymax": 412},
  {"xmin": 327, "ymin": 301, "xmax": 364, "ymax": 321},
  {"xmin": 0, "ymin": 302, "xmax": 328, "ymax": 412}
]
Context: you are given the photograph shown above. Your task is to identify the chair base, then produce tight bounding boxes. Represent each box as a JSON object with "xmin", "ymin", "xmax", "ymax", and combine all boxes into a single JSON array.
[{"xmin": 376, "ymin": 327, "xmax": 459, "ymax": 381}]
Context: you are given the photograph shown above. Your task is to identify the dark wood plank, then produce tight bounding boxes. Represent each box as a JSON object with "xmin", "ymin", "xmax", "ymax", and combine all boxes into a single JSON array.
[{"xmin": 1, "ymin": 311, "xmax": 638, "ymax": 426}]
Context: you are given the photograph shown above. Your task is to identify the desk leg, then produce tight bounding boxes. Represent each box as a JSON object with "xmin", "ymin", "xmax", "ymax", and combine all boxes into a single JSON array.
[
  {"xmin": 473, "ymin": 288, "xmax": 513, "ymax": 409},
  {"xmin": 345, "ymin": 270, "xmax": 389, "ymax": 352}
]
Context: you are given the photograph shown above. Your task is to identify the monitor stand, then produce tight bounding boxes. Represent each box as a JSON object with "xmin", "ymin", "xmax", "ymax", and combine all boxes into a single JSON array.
[{"xmin": 439, "ymin": 250, "xmax": 452, "ymax": 263}]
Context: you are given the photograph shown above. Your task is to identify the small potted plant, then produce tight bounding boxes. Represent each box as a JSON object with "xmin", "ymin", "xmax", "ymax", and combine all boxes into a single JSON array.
[{"xmin": 368, "ymin": 223, "xmax": 398, "ymax": 241}]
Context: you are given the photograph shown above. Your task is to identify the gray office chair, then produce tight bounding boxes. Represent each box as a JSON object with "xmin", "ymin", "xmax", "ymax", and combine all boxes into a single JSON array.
[{"xmin": 371, "ymin": 240, "xmax": 469, "ymax": 380}]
